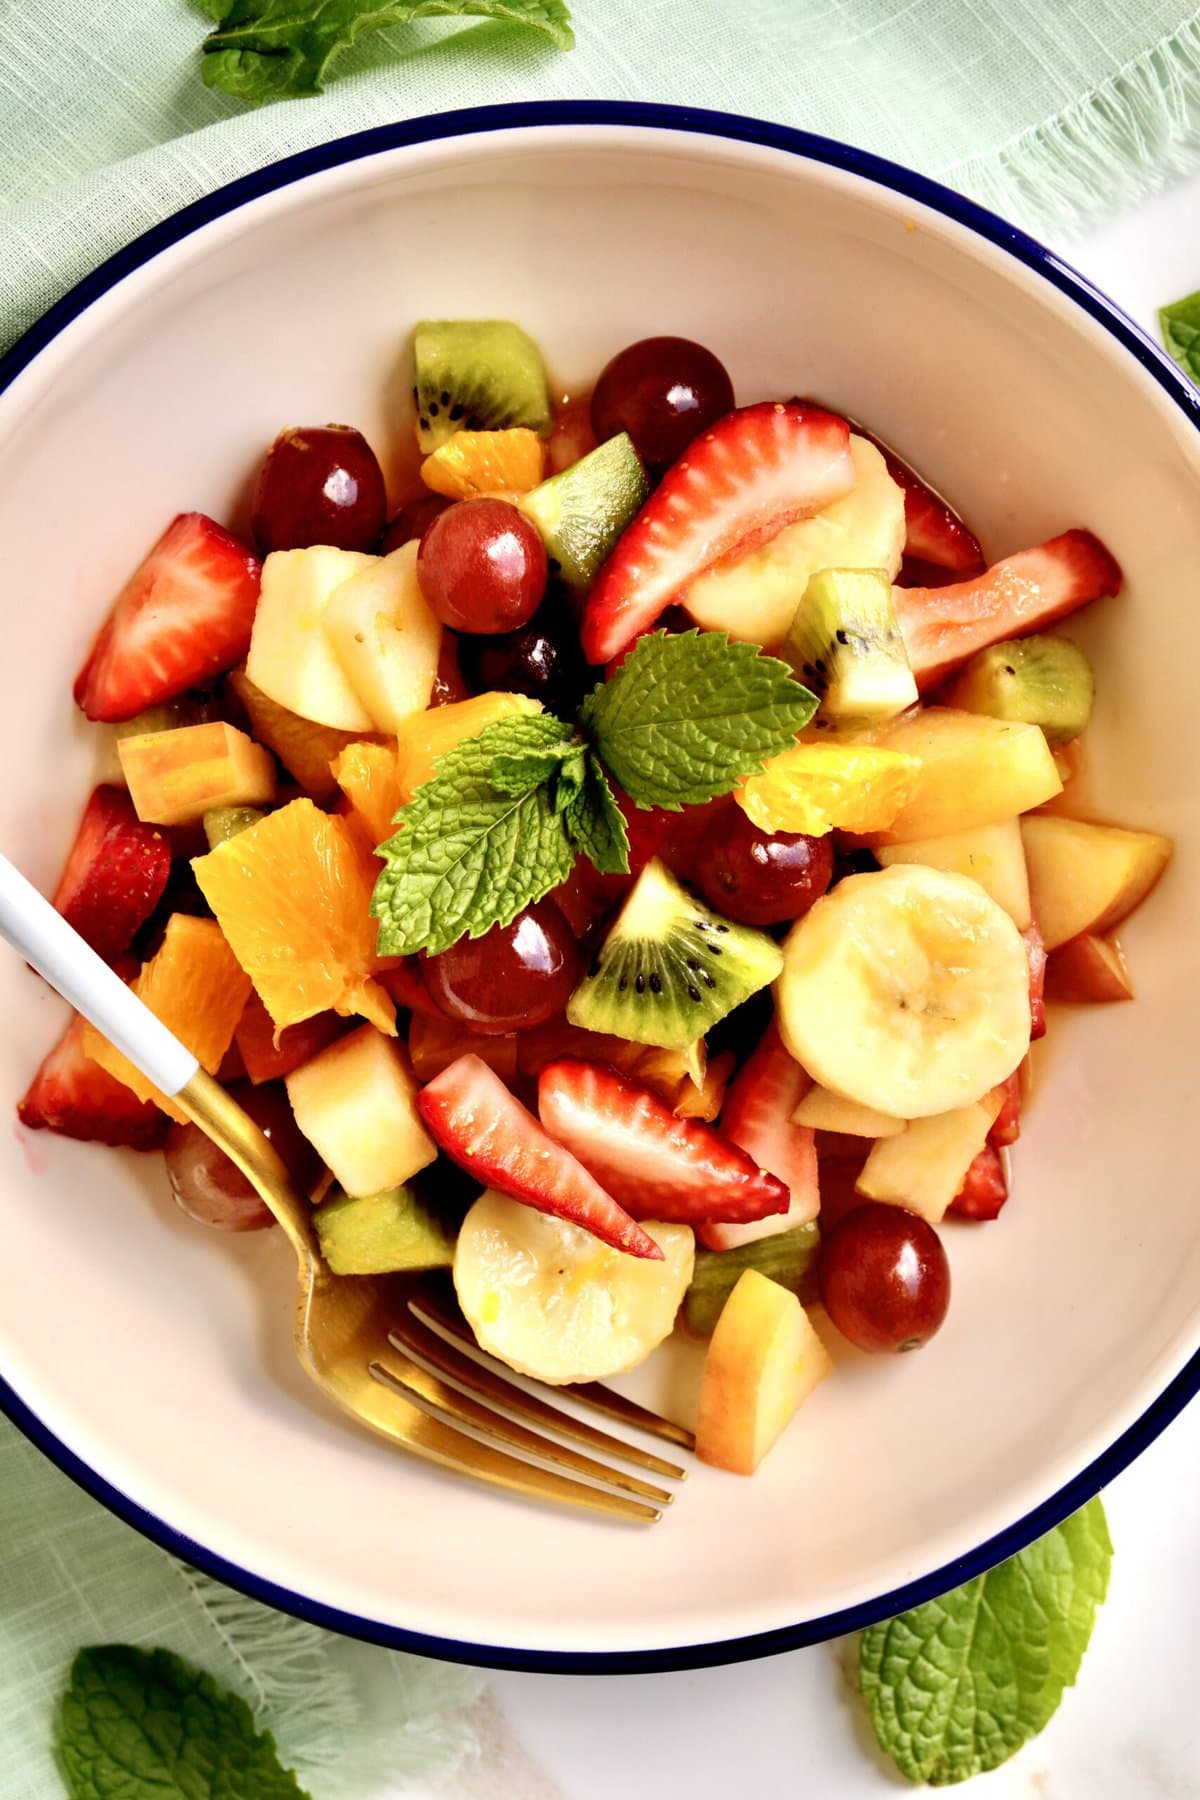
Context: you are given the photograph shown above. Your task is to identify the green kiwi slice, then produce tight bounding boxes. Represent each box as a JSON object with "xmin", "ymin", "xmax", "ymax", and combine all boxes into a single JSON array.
[
  {"xmin": 567, "ymin": 860, "xmax": 783, "ymax": 1064},
  {"xmin": 518, "ymin": 432, "xmax": 649, "ymax": 590},
  {"xmin": 412, "ymin": 320, "xmax": 552, "ymax": 453},
  {"xmin": 784, "ymin": 567, "xmax": 917, "ymax": 725},
  {"xmin": 683, "ymin": 1221, "xmax": 821, "ymax": 1336},
  {"xmin": 946, "ymin": 634, "xmax": 1094, "ymax": 744}
]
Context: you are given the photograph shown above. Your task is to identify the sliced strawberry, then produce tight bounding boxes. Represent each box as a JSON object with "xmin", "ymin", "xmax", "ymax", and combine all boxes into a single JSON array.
[
  {"xmin": 990, "ymin": 1071, "xmax": 1022, "ymax": 1148},
  {"xmin": 74, "ymin": 513, "xmax": 261, "ymax": 723},
  {"xmin": 700, "ymin": 1025, "xmax": 819, "ymax": 1250},
  {"xmin": 50, "ymin": 785, "xmax": 172, "ymax": 962},
  {"xmin": 1024, "ymin": 922, "xmax": 1048, "ymax": 1041},
  {"xmin": 417, "ymin": 1054, "xmax": 661, "ymax": 1260},
  {"xmin": 234, "ymin": 991, "xmax": 348, "ymax": 1084},
  {"xmin": 894, "ymin": 530, "xmax": 1121, "ymax": 691},
  {"xmin": 949, "ymin": 1144, "xmax": 1009, "ymax": 1220},
  {"xmin": 18, "ymin": 1013, "xmax": 166, "ymax": 1149},
  {"xmin": 580, "ymin": 403, "xmax": 854, "ymax": 664},
  {"xmin": 538, "ymin": 1058, "xmax": 789, "ymax": 1228}
]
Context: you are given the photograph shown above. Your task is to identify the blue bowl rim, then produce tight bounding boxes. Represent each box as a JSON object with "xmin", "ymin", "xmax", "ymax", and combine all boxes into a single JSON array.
[{"xmin": 2, "ymin": 98, "xmax": 1198, "ymax": 1676}]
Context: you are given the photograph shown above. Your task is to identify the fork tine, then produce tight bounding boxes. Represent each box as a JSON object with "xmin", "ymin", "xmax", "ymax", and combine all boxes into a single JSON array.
[
  {"xmin": 392, "ymin": 1307, "xmax": 688, "ymax": 1480},
  {"xmin": 370, "ymin": 1347, "xmax": 674, "ymax": 1506},
  {"xmin": 409, "ymin": 1295, "xmax": 697, "ymax": 1454}
]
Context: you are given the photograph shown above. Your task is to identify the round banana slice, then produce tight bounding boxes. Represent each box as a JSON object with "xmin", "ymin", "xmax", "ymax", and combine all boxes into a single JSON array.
[
  {"xmin": 454, "ymin": 1190, "xmax": 695, "ymax": 1386},
  {"xmin": 776, "ymin": 864, "xmax": 1030, "ymax": 1118}
]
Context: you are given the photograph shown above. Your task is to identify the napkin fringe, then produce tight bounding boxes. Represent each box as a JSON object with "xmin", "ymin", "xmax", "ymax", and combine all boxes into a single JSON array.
[{"xmin": 947, "ymin": 17, "xmax": 1200, "ymax": 235}]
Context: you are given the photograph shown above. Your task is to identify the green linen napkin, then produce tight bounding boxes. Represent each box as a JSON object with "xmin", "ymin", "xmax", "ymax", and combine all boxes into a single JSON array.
[{"xmin": 3, "ymin": 1, "xmax": 1200, "ymax": 353}]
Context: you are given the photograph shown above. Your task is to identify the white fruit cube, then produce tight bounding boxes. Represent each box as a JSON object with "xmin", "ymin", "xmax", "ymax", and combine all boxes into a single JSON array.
[
  {"xmin": 877, "ymin": 818, "xmax": 1031, "ymax": 929},
  {"xmin": 792, "ymin": 1085, "xmax": 905, "ymax": 1138},
  {"xmin": 1020, "ymin": 814, "xmax": 1171, "ymax": 950},
  {"xmin": 856, "ymin": 1090, "xmax": 1005, "ymax": 1224},
  {"xmin": 323, "ymin": 542, "xmax": 442, "ymax": 733},
  {"xmin": 286, "ymin": 1025, "xmax": 436, "ymax": 1198},
  {"xmin": 246, "ymin": 547, "xmax": 377, "ymax": 732},
  {"xmin": 695, "ymin": 1269, "xmax": 832, "ymax": 1475}
]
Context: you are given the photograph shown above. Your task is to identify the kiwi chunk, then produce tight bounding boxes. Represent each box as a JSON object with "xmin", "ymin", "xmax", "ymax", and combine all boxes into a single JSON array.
[
  {"xmin": 945, "ymin": 635, "xmax": 1094, "ymax": 744},
  {"xmin": 202, "ymin": 806, "xmax": 263, "ymax": 850},
  {"xmin": 683, "ymin": 1222, "xmax": 820, "ymax": 1336},
  {"xmin": 784, "ymin": 568, "xmax": 918, "ymax": 725},
  {"xmin": 518, "ymin": 433, "xmax": 649, "ymax": 590},
  {"xmin": 314, "ymin": 1185, "xmax": 455, "ymax": 1276},
  {"xmin": 412, "ymin": 321, "xmax": 551, "ymax": 453},
  {"xmin": 567, "ymin": 859, "xmax": 783, "ymax": 1062}
]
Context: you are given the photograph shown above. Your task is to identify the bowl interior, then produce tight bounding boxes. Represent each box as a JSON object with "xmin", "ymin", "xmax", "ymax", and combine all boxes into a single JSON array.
[{"xmin": 1, "ymin": 122, "xmax": 1197, "ymax": 1661}]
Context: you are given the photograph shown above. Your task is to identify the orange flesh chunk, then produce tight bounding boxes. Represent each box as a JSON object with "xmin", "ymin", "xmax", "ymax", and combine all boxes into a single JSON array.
[{"xmin": 332, "ymin": 740, "xmax": 406, "ymax": 850}]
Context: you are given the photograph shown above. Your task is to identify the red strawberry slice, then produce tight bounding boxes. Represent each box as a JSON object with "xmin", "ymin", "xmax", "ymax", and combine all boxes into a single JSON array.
[
  {"xmin": 538, "ymin": 1058, "xmax": 789, "ymax": 1227},
  {"xmin": 990, "ymin": 1070, "xmax": 1022, "ymax": 1147},
  {"xmin": 417, "ymin": 1054, "xmax": 661, "ymax": 1260},
  {"xmin": 894, "ymin": 530, "xmax": 1121, "ymax": 691},
  {"xmin": 949, "ymin": 1144, "xmax": 1009, "ymax": 1220},
  {"xmin": 234, "ymin": 991, "xmax": 348, "ymax": 1084},
  {"xmin": 18, "ymin": 1012, "xmax": 166, "ymax": 1149},
  {"xmin": 74, "ymin": 513, "xmax": 261, "ymax": 723},
  {"xmin": 1023, "ymin": 922, "xmax": 1047, "ymax": 1041},
  {"xmin": 580, "ymin": 402, "xmax": 854, "ymax": 665},
  {"xmin": 51, "ymin": 785, "xmax": 171, "ymax": 962},
  {"xmin": 700, "ymin": 1025, "xmax": 819, "ymax": 1250}
]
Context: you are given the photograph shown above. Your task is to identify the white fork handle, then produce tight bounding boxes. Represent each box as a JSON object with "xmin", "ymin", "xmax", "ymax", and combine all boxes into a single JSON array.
[{"xmin": 0, "ymin": 852, "xmax": 198, "ymax": 1099}]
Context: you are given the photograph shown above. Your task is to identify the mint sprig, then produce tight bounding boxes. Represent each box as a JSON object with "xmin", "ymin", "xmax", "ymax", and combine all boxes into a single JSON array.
[
  {"xmin": 56, "ymin": 1645, "xmax": 310, "ymax": 1799},
  {"xmin": 858, "ymin": 1498, "xmax": 1112, "ymax": 1786},
  {"xmin": 371, "ymin": 632, "xmax": 815, "ymax": 953},
  {"xmin": 1159, "ymin": 288, "xmax": 1200, "ymax": 380}
]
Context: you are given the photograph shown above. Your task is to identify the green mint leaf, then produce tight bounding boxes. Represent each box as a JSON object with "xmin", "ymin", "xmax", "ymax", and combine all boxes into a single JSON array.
[
  {"xmin": 858, "ymin": 1498, "xmax": 1112, "ymax": 1786},
  {"xmin": 371, "ymin": 714, "xmax": 577, "ymax": 955},
  {"xmin": 491, "ymin": 741, "xmax": 575, "ymax": 798},
  {"xmin": 580, "ymin": 630, "xmax": 817, "ymax": 810},
  {"xmin": 1159, "ymin": 289, "xmax": 1200, "ymax": 379},
  {"xmin": 563, "ymin": 753, "xmax": 631, "ymax": 874},
  {"xmin": 200, "ymin": 0, "xmax": 573, "ymax": 103},
  {"xmin": 56, "ymin": 1645, "xmax": 310, "ymax": 1799},
  {"xmin": 552, "ymin": 747, "xmax": 588, "ymax": 815}
]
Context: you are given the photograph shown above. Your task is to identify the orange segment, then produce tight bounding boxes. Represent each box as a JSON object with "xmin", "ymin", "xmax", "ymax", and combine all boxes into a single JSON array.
[
  {"xmin": 737, "ymin": 743, "xmax": 919, "ymax": 837},
  {"xmin": 394, "ymin": 692, "xmax": 541, "ymax": 803},
  {"xmin": 332, "ymin": 740, "xmax": 405, "ymax": 850},
  {"xmin": 420, "ymin": 429, "xmax": 546, "ymax": 500},
  {"xmin": 192, "ymin": 798, "xmax": 396, "ymax": 1037},
  {"xmin": 82, "ymin": 915, "xmax": 251, "ymax": 1119},
  {"xmin": 227, "ymin": 668, "xmax": 375, "ymax": 799}
]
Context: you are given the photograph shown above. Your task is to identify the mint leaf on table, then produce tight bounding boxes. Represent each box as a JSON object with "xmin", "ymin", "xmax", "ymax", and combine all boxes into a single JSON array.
[
  {"xmin": 199, "ymin": 0, "xmax": 574, "ymax": 103},
  {"xmin": 372, "ymin": 714, "xmax": 577, "ymax": 956},
  {"xmin": 1159, "ymin": 289, "xmax": 1200, "ymax": 379},
  {"xmin": 857, "ymin": 1498, "xmax": 1112, "ymax": 1787},
  {"xmin": 56, "ymin": 1645, "xmax": 310, "ymax": 1799},
  {"xmin": 564, "ymin": 752, "xmax": 631, "ymax": 874},
  {"xmin": 580, "ymin": 630, "xmax": 817, "ymax": 810}
]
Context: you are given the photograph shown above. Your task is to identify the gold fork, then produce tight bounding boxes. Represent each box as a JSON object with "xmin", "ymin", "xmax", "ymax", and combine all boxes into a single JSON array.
[{"xmin": 0, "ymin": 852, "xmax": 691, "ymax": 1521}]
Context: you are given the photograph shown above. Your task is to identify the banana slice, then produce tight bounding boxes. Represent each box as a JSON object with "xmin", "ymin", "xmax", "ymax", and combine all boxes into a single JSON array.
[
  {"xmin": 775, "ymin": 865, "xmax": 1029, "ymax": 1118},
  {"xmin": 454, "ymin": 1190, "xmax": 695, "ymax": 1385}
]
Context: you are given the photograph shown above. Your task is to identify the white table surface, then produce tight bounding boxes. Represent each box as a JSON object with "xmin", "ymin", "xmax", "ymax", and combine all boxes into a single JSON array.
[{"xmin": 399, "ymin": 174, "xmax": 1200, "ymax": 1800}]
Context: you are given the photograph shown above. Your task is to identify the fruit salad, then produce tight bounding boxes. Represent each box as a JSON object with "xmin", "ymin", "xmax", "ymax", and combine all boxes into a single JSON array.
[{"xmin": 17, "ymin": 323, "xmax": 1172, "ymax": 1478}]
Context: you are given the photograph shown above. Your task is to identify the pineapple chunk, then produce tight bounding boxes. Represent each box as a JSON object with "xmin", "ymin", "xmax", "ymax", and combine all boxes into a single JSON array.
[
  {"xmin": 119, "ymin": 722, "xmax": 275, "ymax": 826},
  {"xmin": 792, "ymin": 1086, "xmax": 905, "ymax": 1137},
  {"xmin": 695, "ymin": 1269, "xmax": 832, "ymax": 1475},
  {"xmin": 856, "ymin": 1090, "xmax": 1005, "ymax": 1224},
  {"xmin": 246, "ymin": 547, "xmax": 377, "ymax": 731},
  {"xmin": 323, "ymin": 543, "xmax": 442, "ymax": 733},
  {"xmin": 227, "ymin": 667, "xmax": 366, "ymax": 799},
  {"xmin": 877, "ymin": 818, "xmax": 1031, "ymax": 928},
  {"xmin": 1020, "ymin": 814, "xmax": 1171, "ymax": 950},
  {"xmin": 286, "ymin": 1025, "xmax": 436, "ymax": 1197},
  {"xmin": 395, "ymin": 692, "xmax": 541, "ymax": 802},
  {"xmin": 852, "ymin": 708, "xmax": 1062, "ymax": 843}
]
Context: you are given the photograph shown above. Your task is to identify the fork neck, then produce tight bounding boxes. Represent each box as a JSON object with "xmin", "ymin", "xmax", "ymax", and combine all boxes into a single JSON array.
[{"xmin": 175, "ymin": 1069, "xmax": 320, "ymax": 1266}]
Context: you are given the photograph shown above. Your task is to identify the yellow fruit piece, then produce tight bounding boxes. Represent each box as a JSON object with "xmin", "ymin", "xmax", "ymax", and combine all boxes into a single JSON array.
[
  {"xmin": 246, "ymin": 546, "xmax": 378, "ymax": 731},
  {"xmin": 333, "ymin": 741, "xmax": 405, "ymax": 850},
  {"xmin": 672, "ymin": 1049, "xmax": 736, "ymax": 1122},
  {"xmin": 83, "ymin": 915, "xmax": 251, "ymax": 1119},
  {"xmin": 119, "ymin": 721, "xmax": 276, "ymax": 827},
  {"xmin": 856, "ymin": 1090, "xmax": 1005, "ymax": 1224},
  {"xmin": 287, "ymin": 1025, "xmax": 435, "ymax": 1197},
  {"xmin": 1019, "ymin": 814, "xmax": 1171, "ymax": 950},
  {"xmin": 192, "ymin": 798, "xmax": 395, "ymax": 1036},
  {"xmin": 737, "ymin": 743, "xmax": 918, "ymax": 837},
  {"xmin": 228, "ymin": 668, "xmax": 369, "ymax": 799},
  {"xmin": 850, "ymin": 708, "xmax": 1062, "ymax": 844},
  {"xmin": 394, "ymin": 692, "xmax": 541, "ymax": 802},
  {"xmin": 695, "ymin": 1269, "xmax": 832, "ymax": 1475},
  {"xmin": 420, "ymin": 428, "xmax": 546, "ymax": 500}
]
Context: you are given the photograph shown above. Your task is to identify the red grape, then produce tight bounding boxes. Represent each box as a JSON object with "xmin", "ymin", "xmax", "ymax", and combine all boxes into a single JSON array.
[
  {"xmin": 164, "ymin": 1082, "xmax": 322, "ymax": 1231},
  {"xmin": 251, "ymin": 425, "xmax": 387, "ymax": 554},
  {"xmin": 457, "ymin": 597, "xmax": 589, "ymax": 709},
  {"xmin": 417, "ymin": 499, "xmax": 548, "ymax": 634},
  {"xmin": 382, "ymin": 491, "xmax": 450, "ymax": 554},
  {"xmin": 591, "ymin": 337, "xmax": 735, "ymax": 470},
  {"xmin": 694, "ymin": 808, "xmax": 833, "ymax": 925},
  {"xmin": 420, "ymin": 901, "xmax": 582, "ymax": 1034},
  {"xmin": 819, "ymin": 1203, "xmax": 951, "ymax": 1352}
]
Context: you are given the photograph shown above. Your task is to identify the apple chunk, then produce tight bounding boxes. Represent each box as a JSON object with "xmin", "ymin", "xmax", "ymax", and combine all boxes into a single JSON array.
[
  {"xmin": 695, "ymin": 1269, "xmax": 832, "ymax": 1475},
  {"xmin": 246, "ymin": 546, "xmax": 377, "ymax": 731},
  {"xmin": 852, "ymin": 709, "xmax": 1061, "ymax": 844},
  {"xmin": 323, "ymin": 541, "xmax": 442, "ymax": 732},
  {"xmin": 1045, "ymin": 933, "xmax": 1134, "ymax": 1003},
  {"xmin": 286, "ymin": 1024, "xmax": 436, "ymax": 1197},
  {"xmin": 792, "ymin": 1086, "xmax": 905, "ymax": 1138},
  {"xmin": 119, "ymin": 721, "xmax": 275, "ymax": 826},
  {"xmin": 877, "ymin": 817, "xmax": 1031, "ymax": 928},
  {"xmin": 1020, "ymin": 814, "xmax": 1172, "ymax": 950},
  {"xmin": 856, "ymin": 1090, "xmax": 1005, "ymax": 1224}
]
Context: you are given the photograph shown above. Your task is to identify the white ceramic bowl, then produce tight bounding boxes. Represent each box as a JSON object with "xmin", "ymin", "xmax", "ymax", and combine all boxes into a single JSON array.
[{"xmin": 1, "ymin": 103, "xmax": 1197, "ymax": 1671}]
